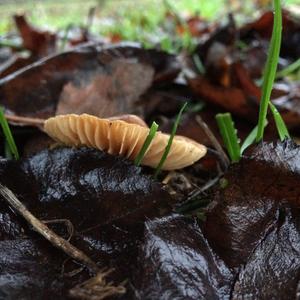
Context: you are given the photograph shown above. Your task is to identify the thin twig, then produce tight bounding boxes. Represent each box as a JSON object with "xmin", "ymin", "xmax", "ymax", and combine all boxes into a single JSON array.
[
  {"xmin": 69, "ymin": 269, "xmax": 126, "ymax": 300},
  {"xmin": 186, "ymin": 176, "xmax": 221, "ymax": 201},
  {"xmin": 86, "ymin": 7, "xmax": 96, "ymax": 32},
  {"xmin": 5, "ymin": 114, "xmax": 45, "ymax": 127},
  {"xmin": 42, "ymin": 218, "xmax": 74, "ymax": 241},
  {"xmin": 61, "ymin": 257, "xmax": 85, "ymax": 277},
  {"xmin": 0, "ymin": 183, "xmax": 127, "ymax": 298},
  {"xmin": 0, "ymin": 183, "xmax": 98, "ymax": 273},
  {"xmin": 195, "ymin": 115, "xmax": 230, "ymax": 169}
]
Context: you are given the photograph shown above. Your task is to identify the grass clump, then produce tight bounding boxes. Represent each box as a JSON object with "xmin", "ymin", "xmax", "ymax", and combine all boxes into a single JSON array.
[{"xmin": 217, "ymin": 0, "xmax": 290, "ymax": 163}]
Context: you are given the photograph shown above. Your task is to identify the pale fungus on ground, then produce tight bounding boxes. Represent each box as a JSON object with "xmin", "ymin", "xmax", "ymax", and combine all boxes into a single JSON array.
[{"xmin": 44, "ymin": 114, "xmax": 207, "ymax": 170}]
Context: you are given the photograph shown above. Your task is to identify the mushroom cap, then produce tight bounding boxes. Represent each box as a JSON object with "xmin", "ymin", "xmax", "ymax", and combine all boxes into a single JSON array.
[{"xmin": 44, "ymin": 114, "xmax": 207, "ymax": 170}]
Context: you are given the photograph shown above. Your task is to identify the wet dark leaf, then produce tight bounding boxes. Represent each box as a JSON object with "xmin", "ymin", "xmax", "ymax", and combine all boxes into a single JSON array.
[
  {"xmin": 232, "ymin": 208, "xmax": 300, "ymax": 299},
  {"xmin": 0, "ymin": 55, "xmax": 36, "ymax": 79},
  {"xmin": 202, "ymin": 140, "xmax": 300, "ymax": 270},
  {"xmin": 0, "ymin": 147, "xmax": 173, "ymax": 298},
  {"xmin": 133, "ymin": 214, "xmax": 233, "ymax": 300}
]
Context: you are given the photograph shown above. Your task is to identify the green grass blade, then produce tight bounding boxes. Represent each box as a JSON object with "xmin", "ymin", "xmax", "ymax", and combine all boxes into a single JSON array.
[
  {"xmin": 154, "ymin": 102, "xmax": 187, "ymax": 178},
  {"xmin": 216, "ymin": 113, "xmax": 241, "ymax": 163},
  {"xmin": 269, "ymin": 102, "xmax": 290, "ymax": 141},
  {"xmin": 4, "ymin": 140, "xmax": 13, "ymax": 159},
  {"xmin": 187, "ymin": 102, "xmax": 205, "ymax": 113},
  {"xmin": 0, "ymin": 108, "xmax": 19, "ymax": 160},
  {"xmin": 193, "ymin": 54, "xmax": 206, "ymax": 75},
  {"xmin": 256, "ymin": 0, "xmax": 282, "ymax": 142},
  {"xmin": 276, "ymin": 57, "xmax": 300, "ymax": 78},
  {"xmin": 241, "ymin": 120, "xmax": 268, "ymax": 154},
  {"xmin": 134, "ymin": 121, "xmax": 159, "ymax": 166}
]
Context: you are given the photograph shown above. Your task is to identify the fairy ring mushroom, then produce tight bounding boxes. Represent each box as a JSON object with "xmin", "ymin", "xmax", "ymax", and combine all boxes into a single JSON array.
[{"xmin": 44, "ymin": 113, "xmax": 207, "ymax": 170}]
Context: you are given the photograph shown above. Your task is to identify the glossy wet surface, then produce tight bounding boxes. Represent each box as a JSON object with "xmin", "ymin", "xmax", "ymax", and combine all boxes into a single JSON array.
[{"xmin": 0, "ymin": 141, "xmax": 299, "ymax": 299}]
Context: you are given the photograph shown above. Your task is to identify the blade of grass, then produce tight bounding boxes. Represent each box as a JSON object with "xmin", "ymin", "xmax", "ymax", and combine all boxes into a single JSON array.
[
  {"xmin": 192, "ymin": 54, "xmax": 206, "ymax": 75},
  {"xmin": 216, "ymin": 113, "xmax": 241, "ymax": 163},
  {"xmin": 256, "ymin": 0, "xmax": 282, "ymax": 142},
  {"xmin": 154, "ymin": 102, "xmax": 187, "ymax": 178},
  {"xmin": 0, "ymin": 107, "xmax": 19, "ymax": 160},
  {"xmin": 269, "ymin": 102, "xmax": 290, "ymax": 141},
  {"xmin": 134, "ymin": 121, "xmax": 159, "ymax": 166},
  {"xmin": 276, "ymin": 57, "xmax": 300, "ymax": 79},
  {"xmin": 241, "ymin": 120, "xmax": 268, "ymax": 154},
  {"xmin": 187, "ymin": 102, "xmax": 205, "ymax": 113},
  {"xmin": 4, "ymin": 140, "xmax": 13, "ymax": 160}
]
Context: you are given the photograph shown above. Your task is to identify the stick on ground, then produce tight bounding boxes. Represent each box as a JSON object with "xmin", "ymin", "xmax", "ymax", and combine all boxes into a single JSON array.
[
  {"xmin": 0, "ymin": 183, "xmax": 126, "ymax": 298},
  {"xmin": 195, "ymin": 115, "xmax": 230, "ymax": 169},
  {"xmin": 0, "ymin": 183, "xmax": 98, "ymax": 273}
]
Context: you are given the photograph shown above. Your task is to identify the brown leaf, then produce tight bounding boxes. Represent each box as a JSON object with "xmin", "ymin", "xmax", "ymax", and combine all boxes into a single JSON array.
[
  {"xmin": 14, "ymin": 15, "xmax": 57, "ymax": 57},
  {"xmin": 239, "ymin": 10, "xmax": 300, "ymax": 59},
  {"xmin": 0, "ymin": 147, "xmax": 173, "ymax": 298},
  {"xmin": 56, "ymin": 59, "xmax": 154, "ymax": 117},
  {"xmin": 0, "ymin": 55, "xmax": 36, "ymax": 79},
  {"xmin": 200, "ymin": 141, "xmax": 300, "ymax": 299},
  {"xmin": 202, "ymin": 140, "xmax": 300, "ymax": 269},
  {"xmin": 187, "ymin": 75, "xmax": 258, "ymax": 120},
  {"xmin": 0, "ymin": 43, "xmax": 179, "ymax": 121}
]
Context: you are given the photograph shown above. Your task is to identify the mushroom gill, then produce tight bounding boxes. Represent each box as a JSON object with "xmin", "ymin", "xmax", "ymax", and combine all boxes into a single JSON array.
[{"xmin": 44, "ymin": 114, "xmax": 207, "ymax": 170}]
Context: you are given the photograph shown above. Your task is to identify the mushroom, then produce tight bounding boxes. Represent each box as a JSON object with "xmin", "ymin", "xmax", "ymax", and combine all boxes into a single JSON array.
[{"xmin": 44, "ymin": 114, "xmax": 207, "ymax": 170}]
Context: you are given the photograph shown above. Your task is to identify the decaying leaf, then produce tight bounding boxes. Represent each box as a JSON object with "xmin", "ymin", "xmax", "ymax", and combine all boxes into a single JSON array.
[
  {"xmin": 0, "ymin": 43, "xmax": 180, "ymax": 120},
  {"xmin": 0, "ymin": 147, "xmax": 173, "ymax": 299},
  {"xmin": 56, "ymin": 58, "xmax": 154, "ymax": 117},
  {"xmin": 14, "ymin": 14, "xmax": 57, "ymax": 57},
  {"xmin": 240, "ymin": 10, "xmax": 300, "ymax": 59},
  {"xmin": 133, "ymin": 214, "xmax": 233, "ymax": 299},
  {"xmin": 201, "ymin": 140, "xmax": 300, "ymax": 298}
]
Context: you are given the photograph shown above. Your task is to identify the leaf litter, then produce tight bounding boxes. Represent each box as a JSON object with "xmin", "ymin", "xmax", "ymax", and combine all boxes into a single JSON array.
[{"xmin": 0, "ymin": 5, "xmax": 299, "ymax": 299}]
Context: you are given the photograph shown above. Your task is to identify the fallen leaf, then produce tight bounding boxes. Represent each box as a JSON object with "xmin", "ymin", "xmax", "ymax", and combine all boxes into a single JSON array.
[
  {"xmin": 202, "ymin": 140, "xmax": 300, "ymax": 272},
  {"xmin": 239, "ymin": 10, "xmax": 300, "ymax": 59},
  {"xmin": 14, "ymin": 14, "xmax": 57, "ymax": 57},
  {"xmin": 133, "ymin": 214, "xmax": 233, "ymax": 299},
  {"xmin": 56, "ymin": 58, "xmax": 154, "ymax": 117},
  {"xmin": 0, "ymin": 146, "xmax": 172, "ymax": 298},
  {"xmin": 0, "ymin": 43, "xmax": 180, "ymax": 120}
]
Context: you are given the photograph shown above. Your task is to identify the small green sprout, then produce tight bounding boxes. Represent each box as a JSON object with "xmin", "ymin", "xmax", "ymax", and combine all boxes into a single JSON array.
[
  {"xmin": 154, "ymin": 102, "xmax": 187, "ymax": 178},
  {"xmin": 134, "ymin": 121, "xmax": 159, "ymax": 167},
  {"xmin": 0, "ymin": 107, "xmax": 19, "ymax": 160},
  {"xmin": 240, "ymin": 120, "xmax": 268, "ymax": 154},
  {"xmin": 216, "ymin": 113, "xmax": 241, "ymax": 163},
  {"xmin": 269, "ymin": 102, "xmax": 290, "ymax": 141},
  {"xmin": 276, "ymin": 57, "xmax": 300, "ymax": 79},
  {"xmin": 193, "ymin": 54, "xmax": 206, "ymax": 75}
]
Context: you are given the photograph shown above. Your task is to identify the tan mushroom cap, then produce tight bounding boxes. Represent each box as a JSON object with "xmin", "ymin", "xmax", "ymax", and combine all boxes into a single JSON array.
[{"xmin": 44, "ymin": 114, "xmax": 207, "ymax": 170}]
